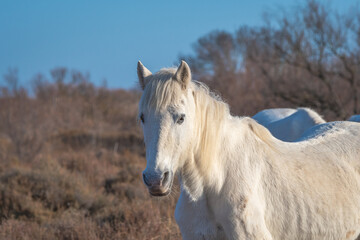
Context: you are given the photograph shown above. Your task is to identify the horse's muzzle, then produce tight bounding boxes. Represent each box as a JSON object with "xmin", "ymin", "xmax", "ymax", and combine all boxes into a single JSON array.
[{"xmin": 142, "ymin": 170, "xmax": 173, "ymax": 197}]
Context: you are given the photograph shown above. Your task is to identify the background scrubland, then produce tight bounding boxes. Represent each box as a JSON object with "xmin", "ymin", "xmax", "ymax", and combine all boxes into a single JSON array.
[{"xmin": 1, "ymin": 1, "xmax": 360, "ymax": 239}]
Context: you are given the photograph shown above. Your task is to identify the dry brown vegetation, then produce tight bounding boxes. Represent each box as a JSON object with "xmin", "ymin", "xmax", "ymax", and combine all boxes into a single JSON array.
[
  {"xmin": 2, "ymin": 1, "xmax": 360, "ymax": 239},
  {"xmin": 0, "ymin": 69, "xmax": 181, "ymax": 239}
]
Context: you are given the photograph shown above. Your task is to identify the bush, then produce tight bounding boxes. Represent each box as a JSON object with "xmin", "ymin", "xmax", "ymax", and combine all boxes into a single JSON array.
[{"xmin": 0, "ymin": 75, "xmax": 180, "ymax": 239}]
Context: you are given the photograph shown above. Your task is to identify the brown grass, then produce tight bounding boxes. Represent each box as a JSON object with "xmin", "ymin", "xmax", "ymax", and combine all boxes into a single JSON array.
[{"xmin": 0, "ymin": 78, "xmax": 181, "ymax": 239}]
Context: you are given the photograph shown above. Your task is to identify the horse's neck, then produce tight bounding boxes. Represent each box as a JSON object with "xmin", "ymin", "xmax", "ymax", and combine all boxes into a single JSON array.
[
  {"xmin": 179, "ymin": 116, "xmax": 232, "ymax": 201},
  {"xmin": 180, "ymin": 117, "xmax": 266, "ymax": 201}
]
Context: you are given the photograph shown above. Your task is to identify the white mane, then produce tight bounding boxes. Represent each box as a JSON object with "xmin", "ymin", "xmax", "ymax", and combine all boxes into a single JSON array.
[{"xmin": 139, "ymin": 68, "xmax": 179, "ymax": 112}]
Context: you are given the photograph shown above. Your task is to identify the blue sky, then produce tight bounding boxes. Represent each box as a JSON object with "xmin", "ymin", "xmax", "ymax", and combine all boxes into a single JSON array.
[{"xmin": 0, "ymin": 0, "xmax": 358, "ymax": 89}]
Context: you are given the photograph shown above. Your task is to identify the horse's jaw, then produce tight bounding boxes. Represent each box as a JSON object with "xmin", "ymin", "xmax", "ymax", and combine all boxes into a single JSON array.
[
  {"xmin": 179, "ymin": 174, "xmax": 204, "ymax": 202},
  {"xmin": 179, "ymin": 158, "xmax": 205, "ymax": 202}
]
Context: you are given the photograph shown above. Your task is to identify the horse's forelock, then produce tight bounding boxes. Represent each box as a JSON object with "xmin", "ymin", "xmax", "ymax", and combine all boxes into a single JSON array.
[{"xmin": 139, "ymin": 68, "xmax": 183, "ymax": 112}]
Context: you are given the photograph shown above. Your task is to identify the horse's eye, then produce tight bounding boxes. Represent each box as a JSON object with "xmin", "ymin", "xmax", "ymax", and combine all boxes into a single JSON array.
[
  {"xmin": 177, "ymin": 114, "xmax": 185, "ymax": 125},
  {"xmin": 140, "ymin": 113, "xmax": 145, "ymax": 123}
]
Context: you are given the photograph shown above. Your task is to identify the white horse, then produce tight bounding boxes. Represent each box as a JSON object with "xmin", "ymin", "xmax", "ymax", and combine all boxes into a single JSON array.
[
  {"xmin": 137, "ymin": 60, "xmax": 360, "ymax": 240},
  {"xmin": 253, "ymin": 108, "xmax": 326, "ymax": 142},
  {"xmin": 349, "ymin": 115, "xmax": 360, "ymax": 122},
  {"xmin": 252, "ymin": 108, "xmax": 296, "ymax": 125}
]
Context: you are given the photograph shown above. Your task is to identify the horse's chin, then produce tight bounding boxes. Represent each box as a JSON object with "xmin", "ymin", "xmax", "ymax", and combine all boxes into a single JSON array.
[
  {"xmin": 148, "ymin": 178, "xmax": 173, "ymax": 197},
  {"xmin": 149, "ymin": 189, "xmax": 171, "ymax": 197}
]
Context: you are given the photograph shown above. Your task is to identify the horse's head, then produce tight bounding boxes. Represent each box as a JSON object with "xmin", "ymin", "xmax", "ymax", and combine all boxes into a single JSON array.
[{"xmin": 137, "ymin": 60, "xmax": 196, "ymax": 197}]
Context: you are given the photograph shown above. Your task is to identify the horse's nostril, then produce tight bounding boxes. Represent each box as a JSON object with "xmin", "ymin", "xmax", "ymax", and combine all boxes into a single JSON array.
[
  {"xmin": 143, "ymin": 173, "xmax": 151, "ymax": 187},
  {"xmin": 162, "ymin": 171, "xmax": 170, "ymax": 186}
]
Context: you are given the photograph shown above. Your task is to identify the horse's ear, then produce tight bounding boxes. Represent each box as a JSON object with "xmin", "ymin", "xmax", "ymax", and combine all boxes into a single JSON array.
[
  {"xmin": 137, "ymin": 61, "xmax": 152, "ymax": 90},
  {"xmin": 173, "ymin": 60, "xmax": 191, "ymax": 90}
]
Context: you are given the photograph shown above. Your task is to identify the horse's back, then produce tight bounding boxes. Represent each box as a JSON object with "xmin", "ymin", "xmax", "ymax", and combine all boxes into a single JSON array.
[
  {"xmin": 297, "ymin": 121, "xmax": 360, "ymax": 142},
  {"xmin": 264, "ymin": 108, "xmax": 325, "ymax": 142},
  {"xmin": 295, "ymin": 121, "xmax": 360, "ymax": 174},
  {"xmin": 265, "ymin": 121, "xmax": 360, "ymax": 239},
  {"xmin": 252, "ymin": 108, "xmax": 296, "ymax": 125}
]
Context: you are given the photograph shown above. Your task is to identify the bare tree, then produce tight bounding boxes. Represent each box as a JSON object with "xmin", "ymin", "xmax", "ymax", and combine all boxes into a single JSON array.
[{"xmin": 183, "ymin": 0, "xmax": 360, "ymax": 120}]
